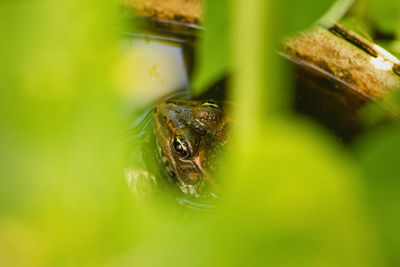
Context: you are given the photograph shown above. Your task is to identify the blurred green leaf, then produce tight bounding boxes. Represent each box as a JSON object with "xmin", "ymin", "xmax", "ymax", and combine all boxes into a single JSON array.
[
  {"xmin": 354, "ymin": 123, "xmax": 400, "ymax": 266},
  {"xmin": 0, "ymin": 0, "xmax": 143, "ymax": 265},
  {"xmin": 191, "ymin": 0, "xmax": 229, "ymax": 94},
  {"xmin": 275, "ymin": 0, "xmax": 338, "ymax": 36},
  {"xmin": 220, "ymin": 119, "xmax": 381, "ymax": 266},
  {"xmin": 224, "ymin": 0, "xmax": 379, "ymax": 264},
  {"xmin": 368, "ymin": 0, "xmax": 400, "ymax": 34}
]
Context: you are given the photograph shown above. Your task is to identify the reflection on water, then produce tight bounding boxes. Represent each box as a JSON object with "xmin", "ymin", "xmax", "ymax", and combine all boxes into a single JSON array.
[
  {"xmin": 118, "ymin": 34, "xmax": 190, "ymax": 108},
  {"xmin": 177, "ymin": 196, "xmax": 217, "ymax": 212},
  {"xmin": 124, "ymin": 105, "xmax": 160, "ymax": 197}
]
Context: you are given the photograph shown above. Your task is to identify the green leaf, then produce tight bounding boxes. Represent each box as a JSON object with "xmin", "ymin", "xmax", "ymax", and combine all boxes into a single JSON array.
[
  {"xmin": 369, "ymin": 0, "xmax": 400, "ymax": 33},
  {"xmin": 191, "ymin": 0, "xmax": 229, "ymax": 95},
  {"xmin": 221, "ymin": 119, "xmax": 380, "ymax": 266},
  {"xmin": 354, "ymin": 123, "xmax": 400, "ymax": 266},
  {"xmin": 272, "ymin": 0, "xmax": 338, "ymax": 38}
]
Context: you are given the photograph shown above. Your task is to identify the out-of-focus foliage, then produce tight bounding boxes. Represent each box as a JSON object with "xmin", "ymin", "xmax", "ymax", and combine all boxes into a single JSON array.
[
  {"xmin": 1, "ymin": 0, "xmax": 400, "ymax": 266},
  {"xmin": 354, "ymin": 123, "xmax": 400, "ymax": 266},
  {"xmin": 368, "ymin": 0, "xmax": 400, "ymax": 34},
  {"xmin": 221, "ymin": 120, "xmax": 380, "ymax": 266},
  {"xmin": 192, "ymin": 0, "xmax": 229, "ymax": 94},
  {"xmin": 0, "ymin": 1, "xmax": 141, "ymax": 265}
]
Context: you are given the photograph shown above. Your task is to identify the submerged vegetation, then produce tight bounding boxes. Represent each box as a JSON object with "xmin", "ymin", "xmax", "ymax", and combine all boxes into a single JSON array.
[{"xmin": 1, "ymin": 0, "xmax": 400, "ymax": 266}]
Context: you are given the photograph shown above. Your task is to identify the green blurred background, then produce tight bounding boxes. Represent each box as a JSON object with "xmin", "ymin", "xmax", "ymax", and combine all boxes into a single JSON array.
[{"xmin": 1, "ymin": 0, "xmax": 400, "ymax": 266}]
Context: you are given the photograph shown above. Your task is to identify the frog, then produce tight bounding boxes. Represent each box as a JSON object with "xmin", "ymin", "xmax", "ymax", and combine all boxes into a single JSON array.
[{"xmin": 153, "ymin": 99, "xmax": 228, "ymax": 197}]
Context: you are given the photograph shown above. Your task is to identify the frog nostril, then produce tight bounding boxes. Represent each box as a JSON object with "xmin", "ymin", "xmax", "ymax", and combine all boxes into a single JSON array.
[{"xmin": 163, "ymin": 116, "xmax": 167, "ymax": 123}]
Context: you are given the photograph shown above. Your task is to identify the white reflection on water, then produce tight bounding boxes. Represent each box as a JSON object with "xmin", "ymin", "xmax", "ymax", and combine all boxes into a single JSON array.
[{"xmin": 117, "ymin": 36, "xmax": 189, "ymax": 107}]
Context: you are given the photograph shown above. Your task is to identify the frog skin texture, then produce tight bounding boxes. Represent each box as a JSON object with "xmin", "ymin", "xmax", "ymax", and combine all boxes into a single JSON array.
[{"xmin": 153, "ymin": 99, "xmax": 228, "ymax": 196}]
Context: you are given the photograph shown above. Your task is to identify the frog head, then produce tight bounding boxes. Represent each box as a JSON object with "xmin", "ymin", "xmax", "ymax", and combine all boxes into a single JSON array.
[{"xmin": 153, "ymin": 99, "xmax": 227, "ymax": 196}]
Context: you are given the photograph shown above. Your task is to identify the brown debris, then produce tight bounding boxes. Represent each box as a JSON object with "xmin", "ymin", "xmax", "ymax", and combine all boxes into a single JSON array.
[
  {"xmin": 283, "ymin": 27, "xmax": 400, "ymax": 99},
  {"xmin": 122, "ymin": 0, "xmax": 203, "ymax": 24}
]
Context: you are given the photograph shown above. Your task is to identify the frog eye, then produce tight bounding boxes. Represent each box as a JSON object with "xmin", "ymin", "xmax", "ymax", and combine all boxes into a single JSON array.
[
  {"xmin": 202, "ymin": 101, "xmax": 220, "ymax": 109},
  {"xmin": 173, "ymin": 135, "xmax": 191, "ymax": 159}
]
